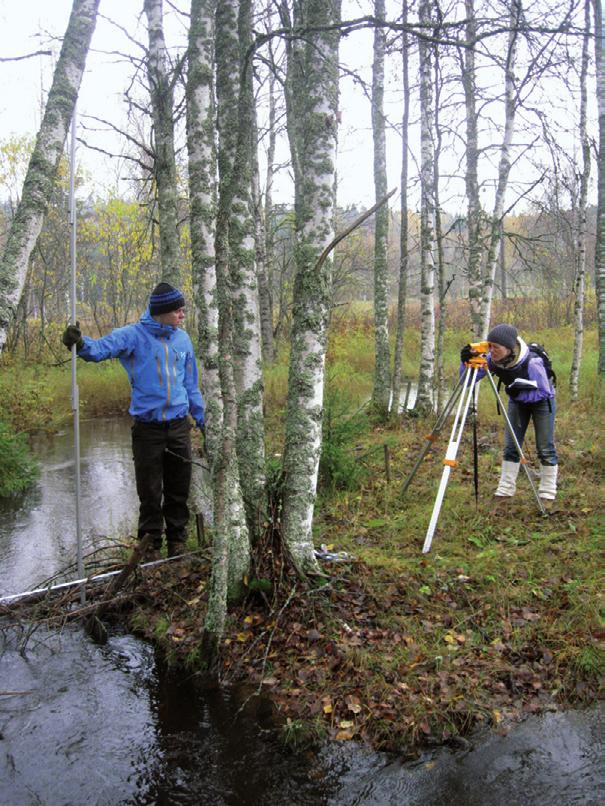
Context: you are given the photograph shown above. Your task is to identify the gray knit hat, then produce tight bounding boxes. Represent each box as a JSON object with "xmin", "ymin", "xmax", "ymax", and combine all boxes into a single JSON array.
[{"xmin": 486, "ymin": 323, "xmax": 518, "ymax": 350}]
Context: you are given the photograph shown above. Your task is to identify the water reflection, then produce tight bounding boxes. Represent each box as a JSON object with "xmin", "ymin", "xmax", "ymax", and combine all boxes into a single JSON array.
[
  {"xmin": 1, "ymin": 625, "xmax": 602, "ymax": 806},
  {"xmin": 0, "ymin": 628, "xmax": 336, "ymax": 806},
  {"xmin": 0, "ymin": 418, "xmax": 137, "ymax": 597}
]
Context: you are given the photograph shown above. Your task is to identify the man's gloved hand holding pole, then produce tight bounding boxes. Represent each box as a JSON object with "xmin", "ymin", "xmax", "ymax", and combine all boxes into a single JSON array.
[{"xmin": 62, "ymin": 322, "xmax": 83, "ymax": 351}]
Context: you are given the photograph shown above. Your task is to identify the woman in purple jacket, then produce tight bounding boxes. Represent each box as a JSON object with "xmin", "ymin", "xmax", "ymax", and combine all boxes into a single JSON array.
[{"xmin": 461, "ymin": 324, "xmax": 558, "ymax": 501}]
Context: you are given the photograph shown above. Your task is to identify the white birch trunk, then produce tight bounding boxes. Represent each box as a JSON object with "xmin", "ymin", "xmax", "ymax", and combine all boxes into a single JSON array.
[
  {"xmin": 433, "ymin": 45, "xmax": 447, "ymax": 413},
  {"xmin": 0, "ymin": 0, "xmax": 100, "ymax": 354},
  {"xmin": 391, "ymin": 0, "xmax": 410, "ymax": 414},
  {"xmin": 570, "ymin": 0, "xmax": 592, "ymax": 400},
  {"xmin": 229, "ymin": 0, "xmax": 266, "ymax": 538},
  {"xmin": 479, "ymin": 0, "xmax": 521, "ymax": 335},
  {"xmin": 461, "ymin": 0, "xmax": 483, "ymax": 336},
  {"xmin": 264, "ymin": 63, "xmax": 278, "ymax": 359},
  {"xmin": 593, "ymin": 0, "xmax": 605, "ymax": 375},
  {"xmin": 186, "ymin": 0, "xmax": 222, "ymax": 463},
  {"xmin": 282, "ymin": 0, "xmax": 341, "ymax": 577},
  {"xmin": 212, "ymin": 0, "xmax": 252, "ymax": 599},
  {"xmin": 252, "ymin": 110, "xmax": 275, "ymax": 364},
  {"xmin": 371, "ymin": 0, "xmax": 391, "ymax": 417},
  {"xmin": 144, "ymin": 0, "xmax": 181, "ymax": 286},
  {"xmin": 416, "ymin": 0, "xmax": 436, "ymax": 410}
]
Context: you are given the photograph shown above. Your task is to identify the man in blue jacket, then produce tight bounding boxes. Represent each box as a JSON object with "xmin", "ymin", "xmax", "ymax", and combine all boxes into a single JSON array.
[{"xmin": 62, "ymin": 282, "xmax": 205, "ymax": 559}]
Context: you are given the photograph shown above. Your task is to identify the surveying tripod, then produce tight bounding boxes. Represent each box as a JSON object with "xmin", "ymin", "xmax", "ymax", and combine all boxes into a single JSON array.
[{"xmin": 401, "ymin": 342, "xmax": 547, "ymax": 554}]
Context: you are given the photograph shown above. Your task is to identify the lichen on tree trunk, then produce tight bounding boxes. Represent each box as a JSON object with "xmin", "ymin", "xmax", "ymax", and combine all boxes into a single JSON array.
[
  {"xmin": 187, "ymin": 0, "xmax": 222, "ymax": 462},
  {"xmin": 415, "ymin": 0, "xmax": 436, "ymax": 411},
  {"xmin": 144, "ymin": 0, "xmax": 182, "ymax": 286},
  {"xmin": 371, "ymin": 0, "xmax": 391, "ymax": 418},
  {"xmin": 281, "ymin": 0, "xmax": 341, "ymax": 578}
]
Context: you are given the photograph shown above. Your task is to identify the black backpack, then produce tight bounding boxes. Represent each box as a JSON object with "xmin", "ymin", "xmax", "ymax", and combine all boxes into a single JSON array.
[{"xmin": 527, "ymin": 342, "xmax": 557, "ymax": 387}]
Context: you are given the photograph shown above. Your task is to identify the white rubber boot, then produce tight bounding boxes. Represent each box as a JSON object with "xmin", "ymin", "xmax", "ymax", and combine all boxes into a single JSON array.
[
  {"xmin": 538, "ymin": 464, "xmax": 558, "ymax": 500},
  {"xmin": 494, "ymin": 461, "xmax": 521, "ymax": 497}
]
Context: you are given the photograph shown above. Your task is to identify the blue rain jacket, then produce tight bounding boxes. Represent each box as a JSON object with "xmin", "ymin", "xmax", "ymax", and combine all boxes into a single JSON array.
[{"xmin": 77, "ymin": 310, "xmax": 205, "ymax": 427}]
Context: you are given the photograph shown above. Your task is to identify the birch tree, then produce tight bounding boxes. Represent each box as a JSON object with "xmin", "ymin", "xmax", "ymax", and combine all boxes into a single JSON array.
[
  {"xmin": 415, "ymin": 0, "xmax": 437, "ymax": 410},
  {"xmin": 228, "ymin": 0, "xmax": 266, "ymax": 537},
  {"xmin": 371, "ymin": 0, "xmax": 391, "ymax": 418},
  {"xmin": 460, "ymin": 0, "xmax": 483, "ymax": 336},
  {"xmin": 282, "ymin": 0, "xmax": 341, "ymax": 577},
  {"xmin": 187, "ymin": 0, "xmax": 222, "ymax": 461},
  {"xmin": 252, "ymin": 107, "xmax": 275, "ymax": 364},
  {"xmin": 210, "ymin": 0, "xmax": 252, "ymax": 599},
  {"xmin": 479, "ymin": 0, "xmax": 521, "ymax": 334},
  {"xmin": 432, "ymin": 17, "xmax": 448, "ymax": 412},
  {"xmin": 391, "ymin": 0, "xmax": 410, "ymax": 416},
  {"xmin": 570, "ymin": 0, "xmax": 592, "ymax": 400},
  {"xmin": 263, "ymin": 55, "xmax": 279, "ymax": 361},
  {"xmin": 594, "ymin": 0, "xmax": 605, "ymax": 374},
  {"xmin": 144, "ymin": 0, "xmax": 181, "ymax": 285},
  {"xmin": 0, "ymin": 0, "xmax": 100, "ymax": 354}
]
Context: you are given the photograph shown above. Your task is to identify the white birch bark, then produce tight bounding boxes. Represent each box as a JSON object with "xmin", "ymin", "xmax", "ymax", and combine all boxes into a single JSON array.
[
  {"xmin": 479, "ymin": 0, "xmax": 521, "ymax": 335},
  {"xmin": 0, "ymin": 0, "xmax": 100, "ymax": 354},
  {"xmin": 433, "ymin": 40, "xmax": 447, "ymax": 413},
  {"xmin": 228, "ymin": 0, "xmax": 266, "ymax": 538},
  {"xmin": 144, "ymin": 0, "xmax": 181, "ymax": 286},
  {"xmin": 186, "ymin": 0, "xmax": 222, "ymax": 463},
  {"xmin": 371, "ymin": 0, "xmax": 391, "ymax": 417},
  {"xmin": 570, "ymin": 0, "xmax": 592, "ymax": 401},
  {"xmin": 391, "ymin": 0, "xmax": 410, "ymax": 414},
  {"xmin": 593, "ymin": 0, "xmax": 605, "ymax": 375},
  {"xmin": 252, "ymin": 109, "xmax": 275, "ymax": 364},
  {"xmin": 213, "ymin": 0, "xmax": 252, "ymax": 597},
  {"xmin": 282, "ymin": 0, "xmax": 341, "ymax": 577},
  {"xmin": 461, "ymin": 0, "xmax": 483, "ymax": 336},
  {"xmin": 415, "ymin": 0, "xmax": 436, "ymax": 411},
  {"xmin": 264, "ymin": 62, "xmax": 278, "ymax": 359}
]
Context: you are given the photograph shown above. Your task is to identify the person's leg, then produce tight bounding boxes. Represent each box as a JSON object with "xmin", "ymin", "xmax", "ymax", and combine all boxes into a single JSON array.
[
  {"xmin": 163, "ymin": 418, "xmax": 192, "ymax": 556},
  {"xmin": 495, "ymin": 399, "xmax": 531, "ymax": 497},
  {"xmin": 532, "ymin": 397, "xmax": 558, "ymax": 499},
  {"xmin": 132, "ymin": 421, "xmax": 166, "ymax": 551}
]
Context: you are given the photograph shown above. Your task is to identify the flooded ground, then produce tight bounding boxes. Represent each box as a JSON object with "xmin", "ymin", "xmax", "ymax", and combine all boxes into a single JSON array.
[
  {"xmin": 1, "ymin": 625, "xmax": 602, "ymax": 806},
  {"xmin": 0, "ymin": 417, "xmax": 138, "ymax": 598},
  {"xmin": 0, "ymin": 417, "xmax": 602, "ymax": 804}
]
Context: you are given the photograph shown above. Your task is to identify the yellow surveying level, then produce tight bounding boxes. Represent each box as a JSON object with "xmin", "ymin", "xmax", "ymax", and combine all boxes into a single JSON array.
[{"xmin": 469, "ymin": 340, "xmax": 489, "ymax": 354}]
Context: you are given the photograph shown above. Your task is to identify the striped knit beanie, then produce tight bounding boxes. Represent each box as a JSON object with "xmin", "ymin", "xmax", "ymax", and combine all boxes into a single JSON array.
[{"xmin": 149, "ymin": 282, "xmax": 185, "ymax": 315}]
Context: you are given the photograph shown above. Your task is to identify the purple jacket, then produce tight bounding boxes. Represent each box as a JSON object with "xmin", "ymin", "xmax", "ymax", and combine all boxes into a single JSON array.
[{"xmin": 460, "ymin": 338, "xmax": 555, "ymax": 404}]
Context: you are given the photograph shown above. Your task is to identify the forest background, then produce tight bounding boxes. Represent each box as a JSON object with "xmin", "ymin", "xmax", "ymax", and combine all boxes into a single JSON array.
[{"xmin": 0, "ymin": 0, "xmax": 602, "ymax": 750}]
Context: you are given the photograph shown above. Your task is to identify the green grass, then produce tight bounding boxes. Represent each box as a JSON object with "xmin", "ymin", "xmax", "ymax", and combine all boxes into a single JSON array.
[{"xmin": 0, "ymin": 361, "xmax": 131, "ymax": 433}]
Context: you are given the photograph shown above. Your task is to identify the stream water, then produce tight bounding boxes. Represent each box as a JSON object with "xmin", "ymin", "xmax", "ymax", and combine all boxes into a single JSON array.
[{"xmin": 0, "ymin": 418, "xmax": 602, "ymax": 805}]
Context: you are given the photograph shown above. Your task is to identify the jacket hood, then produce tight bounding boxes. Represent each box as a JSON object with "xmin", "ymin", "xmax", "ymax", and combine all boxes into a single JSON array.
[
  {"xmin": 493, "ymin": 336, "xmax": 529, "ymax": 370},
  {"xmin": 139, "ymin": 308, "xmax": 178, "ymax": 338}
]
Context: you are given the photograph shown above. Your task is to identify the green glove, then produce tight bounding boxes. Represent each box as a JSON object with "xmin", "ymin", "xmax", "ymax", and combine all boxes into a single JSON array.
[{"xmin": 62, "ymin": 322, "xmax": 83, "ymax": 351}]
